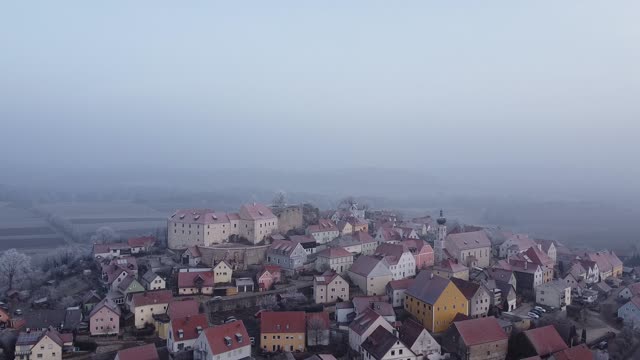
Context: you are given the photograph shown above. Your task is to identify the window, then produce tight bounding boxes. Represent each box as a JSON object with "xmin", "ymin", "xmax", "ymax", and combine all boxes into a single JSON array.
[{"xmin": 37, "ymin": 355, "xmax": 43, "ymax": 359}]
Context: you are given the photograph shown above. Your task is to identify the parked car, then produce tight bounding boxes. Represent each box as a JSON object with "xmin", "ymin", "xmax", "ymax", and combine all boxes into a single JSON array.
[
  {"xmin": 534, "ymin": 306, "xmax": 547, "ymax": 313},
  {"xmin": 527, "ymin": 312, "xmax": 539, "ymax": 319},
  {"xmin": 530, "ymin": 309, "xmax": 543, "ymax": 316},
  {"xmin": 224, "ymin": 316, "xmax": 237, "ymax": 323},
  {"xmin": 211, "ymin": 296, "xmax": 223, "ymax": 301}
]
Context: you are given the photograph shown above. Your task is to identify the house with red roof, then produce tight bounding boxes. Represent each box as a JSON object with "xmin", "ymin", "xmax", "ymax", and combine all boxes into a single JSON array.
[
  {"xmin": 451, "ymin": 277, "xmax": 492, "ymax": 318},
  {"xmin": 256, "ymin": 265, "xmax": 281, "ymax": 291},
  {"xmin": 114, "ymin": 344, "xmax": 159, "ymax": 360},
  {"xmin": 523, "ymin": 246, "xmax": 555, "ymax": 283},
  {"xmin": 93, "ymin": 242, "xmax": 131, "ymax": 260},
  {"xmin": 306, "ymin": 312, "xmax": 330, "ymax": 346},
  {"xmin": 313, "ymin": 272, "xmax": 349, "ymax": 304},
  {"xmin": 551, "ymin": 343, "xmax": 594, "ymax": 360},
  {"xmin": 535, "ymin": 239, "xmax": 558, "ymax": 264},
  {"xmin": 127, "ymin": 236, "xmax": 156, "ymax": 254},
  {"xmin": 373, "ymin": 243, "xmax": 416, "ymax": 280},
  {"xmin": 260, "ymin": 311, "xmax": 306, "ymax": 353},
  {"xmin": 511, "ymin": 325, "xmax": 568, "ymax": 359},
  {"xmin": 402, "ymin": 239, "xmax": 434, "ymax": 269},
  {"xmin": 445, "ymin": 316, "xmax": 508, "ymax": 360},
  {"xmin": 129, "ymin": 290, "xmax": 173, "ymax": 329},
  {"xmin": 193, "ymin": 320, "xmax": 251, "ymax": 360},
  {"xmin": 499, "ymin": 233, "xmax": 537, "ymax": 259},
  {"xmin": 101, "ymin": 256, "xmax": 138, "ymax": 290},
  {"xmin": 306, "ymin": 219, "xmax": 339, "ymax": 244},
  {"xmin": 583, "ymin": 250, "xmax": 623, "ymax": 280},
  {"xmin": 315, "ymin": 246, "xmax": 354, "ymax": 275},
  {"xmin": 167, "ymin": 313, "xmax": 208, "ymax": 353},
  {"xmin": 618, "ymin": 282, "xmax": 640, "ymax": 300},
  {"xmin": 167, "ymin": 203, "xmax": 278, "ymax": 250},
  {"xmin": 153, "ymin": 299, "xmax": 201, "ymax": 339},
  {"xmin": 178, "ymin": 269, "xmax": 215, "ymax": 295}
]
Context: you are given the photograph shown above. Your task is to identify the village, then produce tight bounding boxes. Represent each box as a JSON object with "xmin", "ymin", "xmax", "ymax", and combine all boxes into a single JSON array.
[{"xmin": 0, "ymin": 199, "xmax": 639, "ymax": 360}]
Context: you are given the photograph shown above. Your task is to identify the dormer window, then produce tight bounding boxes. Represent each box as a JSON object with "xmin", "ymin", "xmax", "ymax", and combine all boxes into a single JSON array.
[
  {"xmin": 235, "ymin": 333, "xmax": 243, "ymax": 343},
  {"xmin": 196, "ymin": 326, "xmax": 203, "ymax": 334},
  {"xmin": 178, "ymin": 329, "xmax": 184, "ymax": 339},
  {"xmin": 224, "ymin": 336, "xmax": 232, "ymax": 346}
]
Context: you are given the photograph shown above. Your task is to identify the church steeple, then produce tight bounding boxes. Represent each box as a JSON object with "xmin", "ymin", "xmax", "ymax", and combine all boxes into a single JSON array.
[{"xmin": 435, "ymin": 209, "xmax": 447, "ymax": 263}]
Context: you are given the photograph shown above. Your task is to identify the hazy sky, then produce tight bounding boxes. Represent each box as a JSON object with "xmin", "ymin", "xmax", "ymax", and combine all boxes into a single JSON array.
[{"xmin": 1, "ymin": 1, "xmax": 639, "ymax": 179}]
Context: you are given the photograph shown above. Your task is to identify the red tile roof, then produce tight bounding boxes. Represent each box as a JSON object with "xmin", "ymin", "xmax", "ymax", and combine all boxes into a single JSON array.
[
  {"xmin": 116, "ymin": 344, "xmax": 159, "ymax": 360},
  {"xmin": 351, "ymin": 231, "xmax": 376, "ymax": 243},
  {"xmin": 552, "ymin": 344, "xmax": 593, "ymax": 360},
  {"xmin": 178, "ymin": 271, "xmax": 214, "ymax": 288},
  {"xmin": 239, "ymin": 203, "xmax": 276, "ymax": 220},
  {"xmin": 349, "ymin": 256, "xmax": 390, "ymax": 277},
  {"xmin": 524, "ymin": 325, "xmax": 568, "ymax": 356},
  {"xmin": 450, "ymin": 278, "xmax": 481, "ymax": 301},
  {"xmin": 167, "ymin": 299, "xmax": 200, "ymax": 319},
  {"xmin": 454, "ymin": 316, "xmax": 507, "ymax": 346},
  {"xmin": 89, "ymin": 298, "xmax": 121, "ymax": 318},
  {"xmin": 307, "ymin": 219, "xmax": 338, "ymax": 233},
  {"xmin": 131, "ymin": 290, "xmax": 173, "ymax": 307},
  {"xmin": 170, "ymin": 313, "xmax": 208, "ymax": 341},
  {"xmin": 386, "ymin": 278, "xmax": 415, "ymax": 291},
  {"xmin": 260, "ymin": 311, "xmax": 306, "ymax": 334},
  {"xmin": 349, "ymin": 308, "xmax": 384, "ymax": 336},
  {"xmin": 201, "ymin": 321, "xmax": 250, "ymax": 355},
  {"xmin": 316, "ymin": 247, "xmax": 353, "ymax": 259},
  {"xmin": 435, "ymin": 258, "xmax": 468, "ymax": 273},
  {"xmin": 314, "ymin": 272, "xmax": 341, "ymax": 286}
]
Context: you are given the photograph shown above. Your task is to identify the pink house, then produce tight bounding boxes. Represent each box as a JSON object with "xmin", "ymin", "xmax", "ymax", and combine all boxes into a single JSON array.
[
  {"xmin": 257, "ymin": 265, "xmax": 282, "ymax": 291},
  {"xmin": 402, "ymin": 239, "xmax": 434, "ymax": 270},
  {"xmin": 89, "ymin": 298, "xmax": 121, "ymax": 336}
]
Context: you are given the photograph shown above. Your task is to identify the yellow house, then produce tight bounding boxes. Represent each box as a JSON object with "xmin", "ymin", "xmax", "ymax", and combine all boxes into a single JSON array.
[
  {"xmin": 260, "ymin": 311, "xmax": 306, "ymax": 352},
  {"xmin": 213, "ymin": 261, "xmax": 233, "ymax": 284},
  {"xmin": 405, "ymin": 270, "xmax": 468, "ymax": 333}
]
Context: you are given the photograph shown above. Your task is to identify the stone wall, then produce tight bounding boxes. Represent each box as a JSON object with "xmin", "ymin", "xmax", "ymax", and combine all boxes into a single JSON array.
[
  {"xmin": 198, "ymin": 244, "xmax": 270, "ymax": 270},
  {"xmin": 272, "ymin": 205, "xmax": 303, "ymax": 233}
]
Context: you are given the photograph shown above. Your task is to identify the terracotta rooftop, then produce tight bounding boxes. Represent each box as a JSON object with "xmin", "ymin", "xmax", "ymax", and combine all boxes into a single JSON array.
[
  {"xmin": 450, "ymin": 277, "xmax": 481, "ymax": 301},
  {"xmin": 316, "ymin": 247, "xmax": 353, "ymax": 259},
  {"xmin": 454, "ymin": 316, "xmax": 507, "ymax": 346},
  {"xmin": 170, "ymin": 313, "xmax": 208, "ymax": 341},
  {"xmin": 349, "ymin": 308, "xmax": 384, "ymax": 336},
  {"xmin": 260, "ymin": 311, "xmax": 306, "ymax": 334},
  {"xmin": 167, "ymin": 299, "xmax": 200, "ymax": 319},
  {"xmin": 201, "ymin": 321, "xmax": 250, "ymax": 355},
  {"xmin": 552, "ymin": 344, "xmax": 594, "ymax": 360},
  {"xmin": 386, "ymin": 278, "xmax": 415, "ymax": 291},
  {"xmin": 524, "ymin": 325, "xmax": 568, "ymax": 356},
  {"xmin": 306, "ymin": 312, "xmax": 330, "ymax": 330},
  {"xmin": 361, "ymin": 325, "xmax": 402, "ymax": 360},
  {"xmin": 131, "ymin": 290, "xmax": 173, "ymax": 307},
  {"xmin": 178, "ymin": 271, "xmax": 214, "ymax": 288}
]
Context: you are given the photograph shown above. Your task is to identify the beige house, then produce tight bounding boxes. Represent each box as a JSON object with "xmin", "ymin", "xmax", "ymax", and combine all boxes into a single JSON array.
[
  {"xmin": 213, "ymin": 261, "xmax": 233, "ymax": 284},
  {"xmin": 348, "ymin": 308, "xmax": 394, "ymax": 352},
  {"xmin": 314, "ymin": 272, "xmax": 349, "ymax": 304},
  {"xmin": 178, "ymin": 269, "xmax": 215, "ymax": 295},
  {"xmin": 433, "ymin": 259, "xmax": 470, "ymax": 280},
  {"xmin": 348, "ymin": 256, "xmax": 393, "ymax": 296},
  {"xmin": 315, "ymin": 247, "xmax": 354, "ymax": 274},
  {"xmin": 14, "ymin": 329, "xmax": 63, "ymax": 360},
  {"xmin": 141, "ymin": 270, "xmax": 166, "ymax": 291},
  {"xmin": 129, "ymin": 290, "xmax": 173, "ymax": 329},
  {"xmin": 445, "ymin": 230, "xmax": 492, "ymax": 268},
  {"xmin": 168, "ymin": 203, "xmax": 278, "ymax": 249},
  {"xmin": 451, "ymin": 278, "xmax": 492, "ymax": 318},
  {"xmin": 536, "ymin": 280, "xmax": 572, "ymax": 310},
  {"xmin": 306, "ymin": 219, "xmax": 340, "ymax": 244},
  {"xmin": 89, "ymin": 298, "xmax": 121, "ymax": 336}
]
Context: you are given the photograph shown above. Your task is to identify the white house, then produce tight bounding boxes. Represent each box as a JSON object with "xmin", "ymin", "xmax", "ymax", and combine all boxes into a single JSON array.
[
  {"xmin": 618, "ymin": 296, "xmax": 640, "ymax": 330},
  {"xmin": 192, "ymin": 321, "xmax": 252, "ymax": 360},
  {"xmin": 619, "ymin": 283, "xmax": 640, "ymax": 301},
  {"xmin": 141, "ymin": 270, "xmax": 166, "ymax": 291},
  {"xmin": 167, "ymin": 314, "xmax": 208, "ymax": 353},
  {"xmin": 361, "ymin": 326, "xmax": 418, "ymax": 360},
  {"xmin": 373, "ymin": 243, "xmax": 416, "ymax": 280},
  {"xmin": 399, "ymin": 319, "xmax": 441, "ymax": 358},
  {"xmin": 213, "ymin": 261, "xmax": 233, "ymax": 284},
  {"xmin": 536, "ymin": 280, "xmax": 571, "ymax": 310},
  {"xmin": 348, "ymin": 308, "xmax": 394, "ymax": 352}
]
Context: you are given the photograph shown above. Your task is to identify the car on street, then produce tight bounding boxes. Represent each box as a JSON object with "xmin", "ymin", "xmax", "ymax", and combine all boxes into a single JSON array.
[
  {"xmin": 211, "ymin": 296, "xmax": 223, "ymax": 301},
  {"xmin": 534, "ymin": 306, "xmax": 546, "ymax": 313},
  {"xmin": 14, "ymin": 309, "xmax": 22, "ymax": 315},
  {"xmin": 527, "ymin": 312, "xmax": 539, "ymax": 319}
]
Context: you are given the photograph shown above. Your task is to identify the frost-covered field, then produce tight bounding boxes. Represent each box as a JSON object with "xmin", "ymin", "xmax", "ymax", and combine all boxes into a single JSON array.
[
  {"xmin": 35, "ymin": 202, "xmax": 167, "ymax": 240},
  {"xmin": 0, "ymin": 203, "xmax": 64, "ymax": 250}
]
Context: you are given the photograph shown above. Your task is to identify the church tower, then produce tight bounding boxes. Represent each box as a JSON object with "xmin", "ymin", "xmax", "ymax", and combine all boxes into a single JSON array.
[{"xmin": 435, "ymin": 209, "xmax": 447, "ymax": 263}]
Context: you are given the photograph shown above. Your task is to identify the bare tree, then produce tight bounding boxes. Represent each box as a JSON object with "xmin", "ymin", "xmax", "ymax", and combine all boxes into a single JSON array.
[
  {"xmin": 0, "ymin": 249, "xmax": 32, "ymax": 289},
  {"xmin": 90, "ymin": 226, "xmax": 119, "ymax": 243},
  {"xmin": 257, "ymin": 294, "xmax": 278, "ymax": 310},
  {"xmin": 272, "ymin": 191, "xmax": 287, "ymax": 208},
  {"xmin": 307, "ymin": 317, "xmax": 329, "ymax": 346}
]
